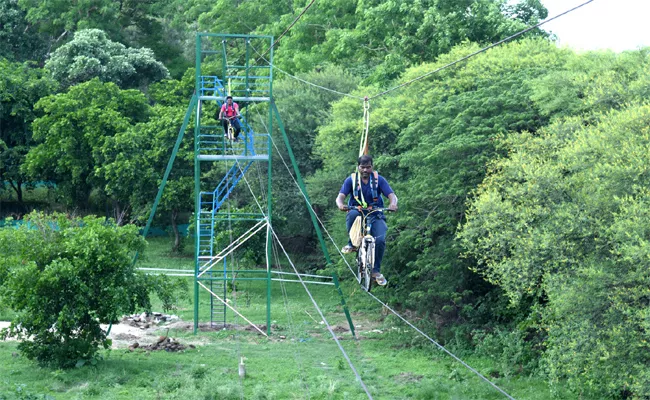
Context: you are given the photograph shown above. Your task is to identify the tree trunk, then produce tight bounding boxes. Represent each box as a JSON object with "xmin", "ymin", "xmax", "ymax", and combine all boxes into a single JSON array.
[
  {"xmin": 171, "ymin": 209, "xmax": 180, "ymax": 253},
  {"xmin": 8, "ymin": 179, "xmax": 23, "ymax": 205}
]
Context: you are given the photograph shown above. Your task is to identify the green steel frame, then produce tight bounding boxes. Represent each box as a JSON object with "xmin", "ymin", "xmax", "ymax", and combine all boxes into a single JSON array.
[{"xmin": 144, "ymin": 32, "xmax": 354, "ymax": 338}]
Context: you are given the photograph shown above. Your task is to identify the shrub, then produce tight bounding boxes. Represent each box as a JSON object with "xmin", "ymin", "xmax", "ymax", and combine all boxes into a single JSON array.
[{"xmin": 0, "ymin": 212, "xmax": 151, "ymax": 368}]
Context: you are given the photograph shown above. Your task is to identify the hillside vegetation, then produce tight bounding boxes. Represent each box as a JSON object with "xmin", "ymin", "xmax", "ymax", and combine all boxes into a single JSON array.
[{"xmin": 2, "ymin": 0, "xmax": 650, "ymax": 398}]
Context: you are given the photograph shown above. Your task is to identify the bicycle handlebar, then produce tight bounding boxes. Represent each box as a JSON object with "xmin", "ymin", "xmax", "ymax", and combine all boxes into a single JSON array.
[{"xmin": 341, "ymin": 205, "xmax": 395, "ymax": 213}]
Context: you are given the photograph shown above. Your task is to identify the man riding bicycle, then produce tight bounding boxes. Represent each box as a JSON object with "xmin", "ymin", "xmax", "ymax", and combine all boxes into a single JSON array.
[
  {"xmin": 218, "ymin": 95, "xmax": 242, "ymax": 141},
  {"xmin": 335, "ymin": 155, "xmax": 398, "ymax": 286}
]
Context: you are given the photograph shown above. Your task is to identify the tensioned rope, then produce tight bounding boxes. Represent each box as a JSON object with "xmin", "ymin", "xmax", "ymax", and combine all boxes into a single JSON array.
[
  {"xmin": 266, "ymin": 134, "xmax": 516, "ymax": 399},
  {"xmin": 267, "ymin": 225, "xmax": 374, "ymax": 399},
  {"xmin": 229, "ymin": 153, "xmax": 374, "ymax": 399},
  {"xmin": 255, "ymin": 111, "xmax": 356, "ymax": 279},
  {"xmin": 239, "ymin": 124, "xmax": 313, "ymax": 398},
  {"xmin": 359, "ymin": 98, "xmax": 370, "ymax": 156},
  {"xmin": 271, "ymin": 239, "xmax": 313, "ymax": 398}
]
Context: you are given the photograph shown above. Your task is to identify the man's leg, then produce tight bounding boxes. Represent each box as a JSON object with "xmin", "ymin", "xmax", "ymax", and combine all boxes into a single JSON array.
[
  {"xmin": 232, "ymin": 118, "xmax": 242, "ymax": 138},
  {"xmin": 222, "ymin": 119, "xmax": 229, "ymax": 136},
  {"xmin": 370, "ymin": 215, "xmax": 388, "ymax": 274}
]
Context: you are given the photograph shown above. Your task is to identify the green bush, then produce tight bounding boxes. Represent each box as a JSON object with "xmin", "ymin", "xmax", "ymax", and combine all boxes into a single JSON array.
[{"xmin": 0, "ymin": 212, "xmax": 151, "ymax": 368}]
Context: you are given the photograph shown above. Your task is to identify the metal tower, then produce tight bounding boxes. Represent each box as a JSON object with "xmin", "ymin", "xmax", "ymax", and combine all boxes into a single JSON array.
[{"xmin": 141, "ymin": 33, "xmax": 353, "ymax": 337}]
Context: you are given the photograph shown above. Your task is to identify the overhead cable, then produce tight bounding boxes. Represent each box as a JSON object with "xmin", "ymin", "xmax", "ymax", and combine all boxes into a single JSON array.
[
  {"xmin": 254, "ymin": 0, "xmax": 596, "ymax": 103},
  {"xmin": 251, "ymin": 45, "xmax": 363, "ymax": 99},
  {"xmin": 229, "ymin": 154, "xmax": 374, "ymax": 399}
]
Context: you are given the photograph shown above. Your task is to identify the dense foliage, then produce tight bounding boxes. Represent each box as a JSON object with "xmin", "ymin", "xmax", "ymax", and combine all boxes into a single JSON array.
[
  {"xmin": 2, "ymin": 0, "xmax": 650, "ymax": 396},
  {"xmin": 459, "ymin": 105, "xmax": 650, "ymax": 398}
]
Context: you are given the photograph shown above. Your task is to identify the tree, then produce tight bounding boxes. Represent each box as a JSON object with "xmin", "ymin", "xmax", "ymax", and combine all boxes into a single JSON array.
[
  {"xmin": 24, "ymin": 79, "xmax": 151, "ymax": 209},
  {"xmin": 458, "ymin": 104, "xmax": 650, "ymax": 398},
  {"xmin": 0, "ymin": 59, "xmax": 57, "ymax": 206},
  {"xmin": 0, "ymin": 0, "xmax": 48, "ymax": 62},
  {"xmin": 17, "ymin": 0, "xmax": 122, "ymax": 41},
  {"xmin": 100, "ymin": 103, "xmax": 195, "ymax": 251},
  {"xmin": 0, "ymin": 212, "xmax": 150, "ymax": 368},
  {"xmin": 45, "ymin": 29, "xmax": 169, "ymax": 90},
  {"xmin": 256, "ymin": 0, "xmax": 548, "ymax": 82}
]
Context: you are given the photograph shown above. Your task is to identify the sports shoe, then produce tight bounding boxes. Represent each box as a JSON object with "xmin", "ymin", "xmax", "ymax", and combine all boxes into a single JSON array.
[
  {"xmin": 372, "ymin": 273, "xmax": 387, "ymax": 286},
  {"xmin": 341, "ymin": 244, "xmax": 357, "ymax": 254}
]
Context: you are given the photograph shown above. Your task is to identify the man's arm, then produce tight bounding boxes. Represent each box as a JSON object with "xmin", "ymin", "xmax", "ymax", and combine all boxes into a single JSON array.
[
  {"xmin": 336, "ymin": 193, "xmax": 348, "ymax": 211},
  {"xmin": 387, "ymin": 193, "xmax": 398, "ymax": 211}
]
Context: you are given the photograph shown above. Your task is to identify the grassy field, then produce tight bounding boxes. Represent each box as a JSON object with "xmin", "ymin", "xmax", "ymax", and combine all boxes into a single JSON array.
[{"xmin": 0, "ymin": 238, "xmax": 571, "ymax": 400}]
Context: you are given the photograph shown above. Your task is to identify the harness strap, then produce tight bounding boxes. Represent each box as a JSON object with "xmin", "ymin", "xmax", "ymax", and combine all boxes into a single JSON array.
[{"xmin": 351, "ymin": 171, "xmax": 379, "ymax": 208}]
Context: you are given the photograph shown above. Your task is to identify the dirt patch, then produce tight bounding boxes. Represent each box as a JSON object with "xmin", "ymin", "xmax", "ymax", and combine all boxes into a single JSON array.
[
  {"xmin": 394, "ymin": 372, "xmax": 424, "ymax": 383},
  {"xmin": 128, "ymin": 337, "xmax": 195, "ymax": 353},
  {"xmin": 166, "ymin": 321, "xmax": 274, "ymax": 335}
]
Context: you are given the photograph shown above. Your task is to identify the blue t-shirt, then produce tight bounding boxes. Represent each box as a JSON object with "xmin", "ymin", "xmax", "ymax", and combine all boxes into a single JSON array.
[{"xmin": 340, "ymin": 174, "xmax": 394, "ymax": 208}]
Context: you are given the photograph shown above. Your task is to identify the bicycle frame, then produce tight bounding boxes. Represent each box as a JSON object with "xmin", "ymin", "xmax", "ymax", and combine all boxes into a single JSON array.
[
  {"xmin": 355, "ymin": 209, "xmax": 383, "ymax": 292},
  {"xmin": 223, "ymin": 118, "xmax": 236, "ymax": 141},
  {"xmin": 357, "ymin": 219, "xmax": 375, "ymax": 291}
]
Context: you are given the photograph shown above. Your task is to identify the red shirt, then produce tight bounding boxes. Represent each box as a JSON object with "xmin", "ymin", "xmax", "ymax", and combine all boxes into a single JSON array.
[{"xmin": 221, "ymin": 102, "xmax": 239, "ymax": 118}]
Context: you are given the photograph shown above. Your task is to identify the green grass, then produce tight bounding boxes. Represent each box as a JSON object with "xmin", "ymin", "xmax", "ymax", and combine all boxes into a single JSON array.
[{"xmin": 0, "ymin": 237, "xmax": 573, "ymax": 399}]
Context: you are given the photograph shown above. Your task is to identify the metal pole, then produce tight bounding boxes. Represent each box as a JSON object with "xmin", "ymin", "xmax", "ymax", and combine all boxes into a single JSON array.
[
  {"xmin": 193, "ymin": 34, "xmax": 202, "ymax": 335},
  {"xmin": 265, "ymin": 36, "xmax": 275, "ymax": 336},
  {"xmin": 332, "ymin": 274, "xmax": 356, "ymax": 338}
]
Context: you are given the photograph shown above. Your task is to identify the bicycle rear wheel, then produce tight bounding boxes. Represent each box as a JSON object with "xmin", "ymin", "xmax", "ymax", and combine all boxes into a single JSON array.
[
  {"xmin": 356, "ymin": 251, "xmax": 363, "ymax": 285},
  {"xmin": 362, "ymin": 241, "xmax": 374, "ymax": 292}
]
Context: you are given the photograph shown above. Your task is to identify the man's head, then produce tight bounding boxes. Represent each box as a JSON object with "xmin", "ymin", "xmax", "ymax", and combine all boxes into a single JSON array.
[
  {"xmin": 226, "ymin": 95, "xmax": 233, "ymax": 105},
  {"xmin": 357, "ymin": 155, "xmax": 373, "ymax": 178}
]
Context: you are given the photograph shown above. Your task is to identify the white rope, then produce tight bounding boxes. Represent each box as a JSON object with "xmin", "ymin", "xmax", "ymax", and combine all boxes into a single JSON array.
[
  {"xmin": 368, "ymin": 0, "xmax": 596, "ymax": 100},
  {"xmin": 198, "ymin": 219, "xmax": 268, "ymax": 276},
  {"xmin": 229, "ymin": 145, "xmax": 374, "ymax": 399},
  {"xmin": 268, "ymin": 134, "xmax": 357, "ymax": 277},
  {"xmin": 269, "ymin": 227, "xmax": 374, "ymax": 399},
  {"xmin": 359, "ymin": 98, "xmax": 370, "ymax": 157},
  {"xmin": 270, "ymin": 226, "xmax": 312, "ymax": 398},
  {"xmin": 250, "ymin": 44, "xmax": 363, "ymax": 100}
]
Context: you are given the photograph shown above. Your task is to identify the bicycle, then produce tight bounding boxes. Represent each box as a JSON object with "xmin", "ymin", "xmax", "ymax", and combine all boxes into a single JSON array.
[
  {"xmin": 344, "ymin": 206, "xmax": 393, "ymax": 292},
  {"xmin": 220, "ymin": 116, "xmax": 239, "ymax": 142}
]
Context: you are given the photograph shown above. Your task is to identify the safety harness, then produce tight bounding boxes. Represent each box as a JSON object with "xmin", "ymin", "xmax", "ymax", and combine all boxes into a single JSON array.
[
  {"xmin": 351, "ymin": 171, "xmax": 379, "ymax": 208},
  {"xmin": 222, "ymin": 102, "xmax": 238, "ymax": 117}
]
